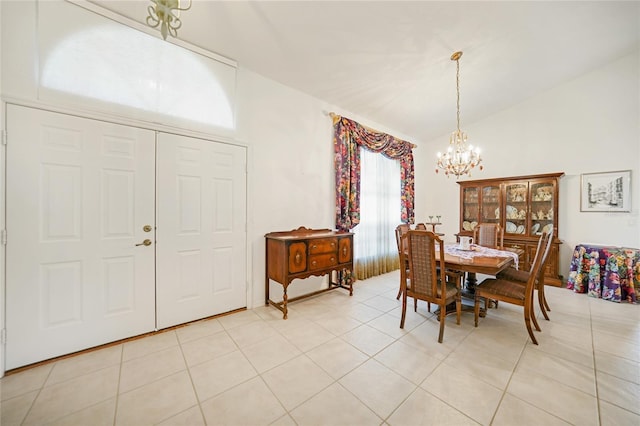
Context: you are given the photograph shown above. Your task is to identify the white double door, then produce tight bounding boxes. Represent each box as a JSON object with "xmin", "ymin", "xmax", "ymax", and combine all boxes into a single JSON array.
[{"xmin": 6, "ymin": 105, "xmax": 246, "ymax": 370}]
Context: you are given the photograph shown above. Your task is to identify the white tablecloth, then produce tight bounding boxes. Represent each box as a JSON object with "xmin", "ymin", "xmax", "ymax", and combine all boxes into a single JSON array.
[{"xmin": 443, "ymin": 243, "xmax": 519, "ymax": 269}]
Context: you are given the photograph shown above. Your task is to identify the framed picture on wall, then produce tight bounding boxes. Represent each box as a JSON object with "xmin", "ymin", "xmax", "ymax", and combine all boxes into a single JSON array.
[{"xmin": 580, "ymin": 170, "xmax": 631, "ymax": 212}]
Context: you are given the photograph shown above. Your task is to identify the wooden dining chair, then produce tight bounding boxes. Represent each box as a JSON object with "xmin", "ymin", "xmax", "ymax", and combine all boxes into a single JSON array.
[
  {"xmin": 415, "ymin": 223, "xmax": 427, "ymax": 230},
  {"xmin": 496, "ymin": 229, "xmax": 554, "ymax": 320},
  {"xmin": 473, "ymin": 230, "xmax": 553, "ymax": 345},
  {"xmin": 471, "ymin": 223, "xmax": 504, "ymax": 308},
  {"xmin": 401, "ymin": 230, "xmax": 462, "ymax": 343},
  {"xmin": 473, "ymin": 223, "xmax": 504, "ymax": 249},
  {"xmin": 395, "ymin": 224, "xmax": 411, "ymax": 300}
]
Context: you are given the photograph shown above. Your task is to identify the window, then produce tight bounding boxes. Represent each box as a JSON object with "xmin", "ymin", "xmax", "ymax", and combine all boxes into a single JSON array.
[
  {"xmin": 354, "ymin": 148, "xmax": 401, "ymax": 279},
  {"xmin": 37, "ymin": 0, "xmax": 235, "ymax": 131}
]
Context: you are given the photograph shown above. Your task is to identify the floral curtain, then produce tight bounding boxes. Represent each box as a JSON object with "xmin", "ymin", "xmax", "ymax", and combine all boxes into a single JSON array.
[{"xmin": 333, "ymin": 115, "xmax": 415, "ymax": 231}]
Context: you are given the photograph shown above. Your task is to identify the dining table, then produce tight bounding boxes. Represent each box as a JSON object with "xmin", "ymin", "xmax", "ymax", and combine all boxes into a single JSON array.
[
  {"xmin": 442, "ymin": 243, "xmax": 521, "ymax": 289},
  {"xmin": 436, "ymin": 243, "xmax": 523, "ymax": 315}
]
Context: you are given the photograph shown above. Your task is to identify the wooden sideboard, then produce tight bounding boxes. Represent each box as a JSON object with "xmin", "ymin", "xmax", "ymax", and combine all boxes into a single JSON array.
[{"xmin": 265, "ymin": 226, "xmax": 354, "ymax": 319}]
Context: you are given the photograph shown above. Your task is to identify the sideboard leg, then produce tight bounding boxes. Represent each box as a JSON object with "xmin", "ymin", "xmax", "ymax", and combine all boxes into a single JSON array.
[
  {"xmin": 265, "ymin": 278, "xmax": 269, "ymax": 306},
  {"xmin": 348, "ymin": 270, "xmax": 354, "ymax": 296},
  {"xmin": 282, "ymin": 287, "xmax": 288, "ymax": 320}
]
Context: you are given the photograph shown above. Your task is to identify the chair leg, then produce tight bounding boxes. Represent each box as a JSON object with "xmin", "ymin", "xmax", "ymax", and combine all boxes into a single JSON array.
[
  {"xmin": 414, "ymin": 297, "xmax": 418, "ymax": 312},
  {"xmin": 524, "ymin": 301, "xmax": 539, "ymax": 345},
  {"xmin": 531, "ymin": 303, "xmax": 541, "ymax": 332},
  {"xmin": 539, "ymin": 283, "xmax": 551, "ymax": 318},
  {"xmin": 396, "ymin": 266, "xmax": 405, "ymax": 300},
  {"xmin": 438, "ymin": 305, "xmax": 446, "ymax": 343},
  {"xmin": 400, "ymin": 293, "xmax": 408, "ymax": 329},
  {"xmin": 538, "ymin": 287, "xmax": 550, "ymax": 320},
  {"xmin": 474, "ymin": 295, "xmax": 480, "ymax": 327},
  {"xmin": 427, "ymin": 302, "xmax": 431, "ymax": 312},
  {"xmin": 455, "ymin": 296, "xmax": 461, "ymax": 325},
  {"xmin": 542, "ymin": 290, "xmax": 551, "ymax": 312}
]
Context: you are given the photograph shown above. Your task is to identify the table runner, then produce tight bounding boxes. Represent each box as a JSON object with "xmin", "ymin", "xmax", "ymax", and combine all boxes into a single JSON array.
[{"xmin": 442, "ymin": 243, "xmax": 519, "ymax": 269}]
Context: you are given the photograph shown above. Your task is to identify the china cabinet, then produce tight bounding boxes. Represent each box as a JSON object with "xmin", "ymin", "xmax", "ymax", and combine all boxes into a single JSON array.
[{"xmin": 458, "ymin": 172, "xmax": 564, "ymax": 286}]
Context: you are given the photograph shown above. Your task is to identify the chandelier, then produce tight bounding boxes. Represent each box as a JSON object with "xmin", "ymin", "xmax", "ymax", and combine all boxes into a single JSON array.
[
  {"xmin": 436, "ymin": 51, "xmax": 482, "ymax": 179},
  {"xmin": 146, "ymin": 0, "xmax": 192, "ymax": 40}
]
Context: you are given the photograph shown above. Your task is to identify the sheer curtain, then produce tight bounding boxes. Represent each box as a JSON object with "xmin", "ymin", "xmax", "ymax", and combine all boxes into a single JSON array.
[{"xmin": 354, "ymin": 147, "xmax": 401, "ymax": 280}]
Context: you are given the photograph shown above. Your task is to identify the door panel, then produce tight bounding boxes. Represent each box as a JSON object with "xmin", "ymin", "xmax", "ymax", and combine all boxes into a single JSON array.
[
  {"xmin": 156, "ymin": 133, "xmax": 247, "ymax": 329},
  {"xmin": 6, "ymin": 105, "xmax": 156, "ymax": 369}
]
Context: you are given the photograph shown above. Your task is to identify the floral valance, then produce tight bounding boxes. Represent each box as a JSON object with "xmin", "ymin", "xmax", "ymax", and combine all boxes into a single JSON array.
[{"xmin": 333, "ymin": 115, "xmax": 415, "ymax": 231}]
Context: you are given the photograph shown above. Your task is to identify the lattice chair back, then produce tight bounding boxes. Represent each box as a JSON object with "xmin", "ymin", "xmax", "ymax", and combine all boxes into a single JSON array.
[
  {"xmin": 406, "ymin": 230, "xmax": 445, "ymax": 301},
  {"xmin": 473, "ymin": 223, "xmax": 504, "ymax": 249}
]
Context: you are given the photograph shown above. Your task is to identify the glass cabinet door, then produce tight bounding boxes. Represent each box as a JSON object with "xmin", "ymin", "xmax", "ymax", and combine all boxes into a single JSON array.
[
  {"xmin": 480, "ymin": 185, "xmax": 501, "ymax": 225},
  {"xmin": 504, "ymin": 182, "xmax": 528, "ymax": 235},
  {"xmin": 530, "ymin": 180, "xmax": 556, "ymax": 237},
  {"xmin": 462, "ymin": 186, "xmax": 479, "ymax": 232}
]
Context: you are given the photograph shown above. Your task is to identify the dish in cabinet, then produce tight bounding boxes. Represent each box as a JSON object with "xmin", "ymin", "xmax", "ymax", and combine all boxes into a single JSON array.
[
  {"xmin": 506, "ymin": 221, "xmax": 517, "ymax": 233},
  {"xmin": 506, "ymin": 205, "xmax": 518, "ymax": 219}
]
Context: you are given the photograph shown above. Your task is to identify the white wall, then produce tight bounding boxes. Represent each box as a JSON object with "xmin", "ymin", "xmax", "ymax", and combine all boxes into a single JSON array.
[
  {"xmin": 233, "ymin": 67, "xmax": 416, "ymax": 307},
  {"xmin": 418, "ymin": 52, "xmax": 640, "ymax": 278},
  {"xmin": 0, "ymin": 0, "xmax": 4, "ymax": 378}
]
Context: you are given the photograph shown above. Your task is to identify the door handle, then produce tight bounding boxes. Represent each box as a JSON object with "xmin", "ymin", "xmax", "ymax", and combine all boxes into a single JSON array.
[{"xmin": 135, "ymin": 239, "xmax": 152, "ymax": 247}]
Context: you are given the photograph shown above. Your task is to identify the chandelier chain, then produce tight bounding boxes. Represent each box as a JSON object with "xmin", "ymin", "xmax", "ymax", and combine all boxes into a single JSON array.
[{"xmin": 456, "ymin": 57, "xmax": 461, "ymax": 133}]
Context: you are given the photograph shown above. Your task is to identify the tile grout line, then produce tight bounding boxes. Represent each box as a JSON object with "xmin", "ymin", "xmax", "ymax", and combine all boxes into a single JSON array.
[
  {"xmin": 488, "ymin": 334, "xmax": 528, "ymax": 425},
  {"xmin": 111, "ymin": 344, "xmax": 124, "ymax": 426},
  {"xmin": 17, "ymin": 361, "xmax": 55, "ymax": 426},
  {"xmin": 590, "ymin": 298, "xmax": 603, "ymax": 426},
  {"xmin": 176, "ymin": 330, "xmax": 209, "ymax": 425}
]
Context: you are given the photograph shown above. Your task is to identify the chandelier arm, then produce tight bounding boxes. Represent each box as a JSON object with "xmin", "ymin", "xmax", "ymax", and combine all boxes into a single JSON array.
[
  {"xmin": 177, "ymin": 0, "xmax": 192, "ymax": 11},
  {"xmin": 146, "ymin": 5, "xmax": 160, "ymax": 27}
]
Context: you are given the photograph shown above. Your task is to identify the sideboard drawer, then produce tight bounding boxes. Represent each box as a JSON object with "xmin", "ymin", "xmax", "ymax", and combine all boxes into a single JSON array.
[
  {"xmin": 309, "ymin": 253, "xmax": 338, "ymax": 271},
  {"xmin": 308, "ymin": 238, "xmax": 338, "ymax": 255}
]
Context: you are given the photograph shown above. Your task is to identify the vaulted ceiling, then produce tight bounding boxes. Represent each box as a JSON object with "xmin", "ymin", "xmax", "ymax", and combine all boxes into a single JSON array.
[{"xmin": 89, "ymin": 1, "xmax": 639, "ymax": 142}]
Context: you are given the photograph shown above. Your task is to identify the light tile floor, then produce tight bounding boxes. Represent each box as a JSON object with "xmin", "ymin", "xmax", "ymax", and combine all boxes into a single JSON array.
[{"xmin": 2, "ymin": 271, "xmax": 639, "ymax": 425}]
